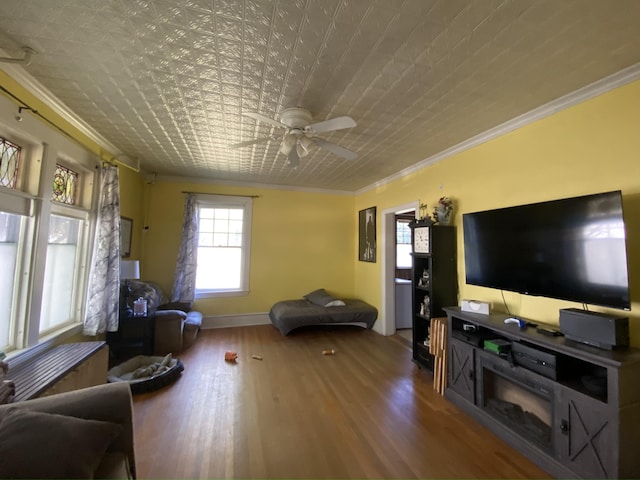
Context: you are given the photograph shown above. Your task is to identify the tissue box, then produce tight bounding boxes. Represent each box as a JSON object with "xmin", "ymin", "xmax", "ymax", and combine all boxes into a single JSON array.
[{"xmin": 461, "ymin": 299, "xmax": 490, "ymax": 314}]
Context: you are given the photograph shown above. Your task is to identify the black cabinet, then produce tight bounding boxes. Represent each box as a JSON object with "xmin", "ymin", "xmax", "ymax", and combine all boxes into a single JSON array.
[
  {"xmin": 409, "ymin": 222, "xmax": 457, "ymax": 370},
  {"xmin": 443, "ymin": 306, "xmax": 640, "ymax": 479},
  {"xmin": 106, "ymin": 310, "xmax": 155, "ymax": 365}
]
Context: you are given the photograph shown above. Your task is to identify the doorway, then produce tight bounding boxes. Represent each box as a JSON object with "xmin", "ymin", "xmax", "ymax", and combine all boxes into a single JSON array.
[{"xmin": 380, "ymin": 201, "xmax": 419, "ymax": 337}]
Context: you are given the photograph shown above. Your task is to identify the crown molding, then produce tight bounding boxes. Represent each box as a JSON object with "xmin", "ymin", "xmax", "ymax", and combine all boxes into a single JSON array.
[
  {"xmin": 0, "ymin": 56, "xmax": 139, "ymax": 171},
  {"xmin": 153, "ymin": 174, "xmax": 355, "ymax": 196},
  {"xmin": 356, "ymin": 62, "xmax": 640, "ymax": 196}
]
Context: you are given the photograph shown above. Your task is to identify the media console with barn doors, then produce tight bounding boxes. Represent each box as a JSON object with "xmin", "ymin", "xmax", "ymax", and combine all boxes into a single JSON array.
[{"xmin": 443, "ymin": 307, "xmax": 640, "ymax": 479}]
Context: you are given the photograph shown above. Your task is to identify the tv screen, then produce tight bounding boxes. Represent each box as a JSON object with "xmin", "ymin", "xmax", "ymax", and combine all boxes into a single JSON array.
[{"xmin": 463, "ymin": 191, "xmax": 630, "ymax": 310}]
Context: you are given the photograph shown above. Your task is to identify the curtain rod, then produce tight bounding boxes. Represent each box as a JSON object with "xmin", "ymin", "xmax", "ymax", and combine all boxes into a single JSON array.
[
  {"xmin": 181, "ymin": 191, "xmax": 260, "ymax": 198},
  {"xmin": 0, "ymin": 84, "xmax": 138, "ymax": 172}
]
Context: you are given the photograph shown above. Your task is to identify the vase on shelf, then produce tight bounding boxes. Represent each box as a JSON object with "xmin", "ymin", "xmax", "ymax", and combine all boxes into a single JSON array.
[
  {"xmin": 434, "ymin": 207, "xmax": 452, "ymax": 225},
  {"xmin": 433, "ymin": 197, "xmax": 453, "ymax": 225}
]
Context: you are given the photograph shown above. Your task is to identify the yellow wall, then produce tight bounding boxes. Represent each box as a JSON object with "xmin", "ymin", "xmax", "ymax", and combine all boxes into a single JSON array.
[
  {"xmin": 141, "ymin": 181, "xmax": 355, "ymax": 315},
  {"xmin": 118, "ymin": 166, "xmax": 146, "ymax": 260},
  {"xmin": 355, "ymin": 79, "xmax": 640, "ymax": 345}
]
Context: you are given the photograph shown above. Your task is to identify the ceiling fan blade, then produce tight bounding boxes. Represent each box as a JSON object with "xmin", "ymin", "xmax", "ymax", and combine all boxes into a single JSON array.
[
  {"xmin": 243, "ymin": 112, "xmax": 287, "ymax": 129},
  {"xmin": 229, "ymin": 136, "xmax": 274, "ymax": 149},
  {"xmin": 315, "ymin": 138, "xmax": 358, "ymax": 160},
  {"xmin": 307, "ymin": 116, "xmax": 356, "ymax": 134}
]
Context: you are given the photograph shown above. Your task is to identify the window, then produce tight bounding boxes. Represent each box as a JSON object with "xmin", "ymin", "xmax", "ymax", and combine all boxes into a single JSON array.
[
  {"xmin": 0, "ymin": 212, "xmax": 23, "ymax": 349},
  {"xmin": 0, "ymin": 137, "xmax": 21, "ymax": 189},
  {"xmin": 396, "ymin": 218, "xmax": 413, "ymax": 268},
  {"xmin": 51, "ymin": 163, "xmax": 78, "ymax": 205},
  {"xmin": 39, "ymin": 214, "xmax": 83, "ymax": 334},
  {"xmin": 0, "ymin": 124, "xmax": 96, "ymax": 354},
  {"xmin": 195, "ymin": 195, "xmax": 252, "ymax": 297}
]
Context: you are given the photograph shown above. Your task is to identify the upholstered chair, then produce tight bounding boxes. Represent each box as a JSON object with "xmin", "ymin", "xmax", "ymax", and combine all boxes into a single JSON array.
[
  {"xmin": 154, "ymin": 301, "xmax": 202, "ymax": 354},
  {"xmin": 126, "ymin": 280, "xmax": 202, "ymax": 355}
]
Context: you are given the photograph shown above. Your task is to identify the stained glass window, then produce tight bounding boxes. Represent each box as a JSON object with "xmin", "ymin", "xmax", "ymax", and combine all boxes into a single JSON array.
[
  {"xmin": 52, "ymin": 164, "xmax": 78, "ymax": 205},
  {"xmin": 0, "ymin": 137, "xmax": 21, "ymax": 189}
]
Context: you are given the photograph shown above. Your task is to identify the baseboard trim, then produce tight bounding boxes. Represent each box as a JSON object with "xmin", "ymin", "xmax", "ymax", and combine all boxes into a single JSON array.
[{"xmin": 201, "ymin": 312, "xmax": 271, "ymax": 329}]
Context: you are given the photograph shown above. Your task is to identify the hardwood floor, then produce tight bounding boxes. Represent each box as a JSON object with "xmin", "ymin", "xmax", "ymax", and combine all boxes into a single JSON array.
[{"xmin": 132, "ymin": 325, "xmax": 550, "ymax": 479}]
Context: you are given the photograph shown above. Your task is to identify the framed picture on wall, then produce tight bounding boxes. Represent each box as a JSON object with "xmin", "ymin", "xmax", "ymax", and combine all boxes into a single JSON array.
[
  {"xmin": 358, "ymin": 206, "xmax": 376, "ymax": 262},
  {"xmin": 120, "ymin": 216, "xmax": 132, "ymax": 258}
]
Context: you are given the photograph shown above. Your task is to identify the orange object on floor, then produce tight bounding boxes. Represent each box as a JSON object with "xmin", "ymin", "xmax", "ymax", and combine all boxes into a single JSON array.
[{"xmin": 224, "ymin": 351, "xmax": 238, "ymax": 362}]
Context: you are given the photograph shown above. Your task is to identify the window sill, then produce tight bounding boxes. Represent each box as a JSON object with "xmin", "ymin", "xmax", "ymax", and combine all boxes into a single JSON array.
[
  {"xmin": 4, "ymin": 323, "xmax": 83, "ymax": 366},
  {"xmin": 195, "ymin": 289, "xmax": 248, "ymax": 299}
]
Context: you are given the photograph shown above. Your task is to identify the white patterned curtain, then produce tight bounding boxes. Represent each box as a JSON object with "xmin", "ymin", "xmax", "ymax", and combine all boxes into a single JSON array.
[
  {"xmin": 172, "ymin": 193, "xmax": 198, "ymax": 303},
  {"xmin": 84, "ymin": 165, "xmax": 121, "ymax": 335}
]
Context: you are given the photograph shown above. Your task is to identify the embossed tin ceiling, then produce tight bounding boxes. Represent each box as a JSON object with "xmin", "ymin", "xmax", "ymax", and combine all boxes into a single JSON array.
[{"xmin": 1, "ymin": 0, "xmax": 640, "ymax": 192}]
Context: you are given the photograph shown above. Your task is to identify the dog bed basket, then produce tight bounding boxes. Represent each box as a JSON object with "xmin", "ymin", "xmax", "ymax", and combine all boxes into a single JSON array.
[{"xmin": 107, "ymin": 354, "xmax": 184, "ymax": 394}]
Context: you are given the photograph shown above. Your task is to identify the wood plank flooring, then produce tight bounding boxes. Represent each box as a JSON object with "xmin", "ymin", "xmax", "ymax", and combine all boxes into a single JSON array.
[{"xmin": 132, "ymin": 325, "xmax": 550, "ymax": 479}]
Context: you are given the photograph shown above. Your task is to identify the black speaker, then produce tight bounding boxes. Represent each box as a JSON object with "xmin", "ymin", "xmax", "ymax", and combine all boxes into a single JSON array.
[{"xmin": 559, "ymin": 308, "xmax": 629, "ymax": 350}]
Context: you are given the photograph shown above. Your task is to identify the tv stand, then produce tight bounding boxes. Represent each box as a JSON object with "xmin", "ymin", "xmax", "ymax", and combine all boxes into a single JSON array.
[{"xmin": 443, "ymin": 307, "xmax": 640, "ymax": 479}]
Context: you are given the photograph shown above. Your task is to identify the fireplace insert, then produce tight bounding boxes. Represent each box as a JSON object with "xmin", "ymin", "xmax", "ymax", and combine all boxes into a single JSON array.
[{"xmin": 477, "ymin": 350, "xmax": 555, "ymax": 453}]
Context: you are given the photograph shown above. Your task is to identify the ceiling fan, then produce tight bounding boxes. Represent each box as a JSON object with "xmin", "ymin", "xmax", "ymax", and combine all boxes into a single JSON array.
[{"xmin": 230, "ymin": 107, "xmax": 357, "ymax": 166}]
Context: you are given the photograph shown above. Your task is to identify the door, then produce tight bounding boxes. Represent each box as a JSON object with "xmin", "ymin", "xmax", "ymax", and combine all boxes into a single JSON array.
[
  {"xmin": 555, "ymin": 386, "xmax": 616, "ymax": 478},
  {"xmin": 448, "ymin": 338, "xmax": 475, "ymax": 403}
]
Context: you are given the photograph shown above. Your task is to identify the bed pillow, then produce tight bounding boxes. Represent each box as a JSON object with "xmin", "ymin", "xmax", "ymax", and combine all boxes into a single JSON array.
[
  {"xmin": 0, "ymin": 408, "xmax": 122, "ymax": 479},
  {"xmin": 303, "ymin": 289, "xmax": 346, "ymax": 307}
]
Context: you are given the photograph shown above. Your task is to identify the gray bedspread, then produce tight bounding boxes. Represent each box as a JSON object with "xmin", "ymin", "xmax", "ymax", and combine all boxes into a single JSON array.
[{"xmin": 269, "ymin": 299, "xmax": 378, "ymax": 335}]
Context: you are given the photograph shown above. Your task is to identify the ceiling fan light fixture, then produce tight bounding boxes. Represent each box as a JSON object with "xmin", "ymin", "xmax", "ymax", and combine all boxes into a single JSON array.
[
  {"xmin": 297, "ymin": 135, "xmax": 314, "ymax": 157},
  {"xmin": 279, "ymin": 133, "xmax": 296, "ymax": 156}
]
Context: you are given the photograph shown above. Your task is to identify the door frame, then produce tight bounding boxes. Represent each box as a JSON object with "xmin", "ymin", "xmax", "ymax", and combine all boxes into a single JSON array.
[{"xmin": 379, "ymin": 200, "xmax": 419, "ymax": 336}]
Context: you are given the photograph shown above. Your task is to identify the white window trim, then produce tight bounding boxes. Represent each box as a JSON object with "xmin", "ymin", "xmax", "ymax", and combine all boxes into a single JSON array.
[
  {"xmin": 39, "ymin": 208, "xmax": 91, "ymax": 336},
  {"xmin": 0, "ymin": 94, "xmax": 99, "ymax": 355},
  {"xmin": 194, "ymin": 194, "xmax": 252, "ymax": 299}
]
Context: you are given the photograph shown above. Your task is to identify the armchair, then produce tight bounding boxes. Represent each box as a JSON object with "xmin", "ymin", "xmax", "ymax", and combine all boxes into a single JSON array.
[
  {"xmin": 0, "ymin": 382, "xmax": 136, "ymax": 479},
  {"xmin": 127, "ymin": 280, "xmax": 202, "ymax": 355}
]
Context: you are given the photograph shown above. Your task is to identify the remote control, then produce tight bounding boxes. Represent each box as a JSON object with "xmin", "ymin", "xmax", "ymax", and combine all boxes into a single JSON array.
[{"xmin": 536, "ymin": 326, "xmax": 563, "ymax": 337}]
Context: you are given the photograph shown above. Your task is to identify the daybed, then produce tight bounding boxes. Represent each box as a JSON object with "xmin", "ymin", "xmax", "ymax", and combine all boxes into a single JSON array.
[{"xmin": 269, "ymin": 289, "xmax": 378, "ymax": 335}]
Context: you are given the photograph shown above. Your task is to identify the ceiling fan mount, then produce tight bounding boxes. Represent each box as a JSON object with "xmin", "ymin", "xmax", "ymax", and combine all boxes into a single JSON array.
[
  {"xmin": 279, "ymin": 107, "xmax": 313, "ymax": 129},
  {"xmin": 230, "ymin": 106, "xmax": 358, "ymax": 166}
]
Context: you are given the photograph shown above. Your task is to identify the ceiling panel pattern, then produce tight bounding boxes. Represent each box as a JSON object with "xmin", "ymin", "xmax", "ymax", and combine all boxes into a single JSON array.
[{"xmin": 0, "ymin": 0, "xmax": 640, "ymax": 191}]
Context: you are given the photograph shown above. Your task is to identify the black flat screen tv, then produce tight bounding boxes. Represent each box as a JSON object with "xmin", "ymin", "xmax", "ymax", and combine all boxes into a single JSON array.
[{"xmin": 463, "ymin": 191, "xmax": 630, "ymax": 310}]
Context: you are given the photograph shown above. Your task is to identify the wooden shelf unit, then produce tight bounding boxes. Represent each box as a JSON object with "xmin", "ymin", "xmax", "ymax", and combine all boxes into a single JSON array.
[{"xmin": 409, "ymin": 223, "xmax": 457, "ymax": 371}]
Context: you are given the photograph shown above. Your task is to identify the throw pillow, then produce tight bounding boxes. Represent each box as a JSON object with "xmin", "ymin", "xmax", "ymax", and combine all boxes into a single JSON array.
[
  {"xmin": 303, "ymin": 289, "xmax": 346, "ymax": 307},
  {"xmin": 325, "ymin": 299, "xmax": 346, "ymax": 307},
  {"xmin": 0, "ymin": 408, "xmax": 122, "ymax": 479}
]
